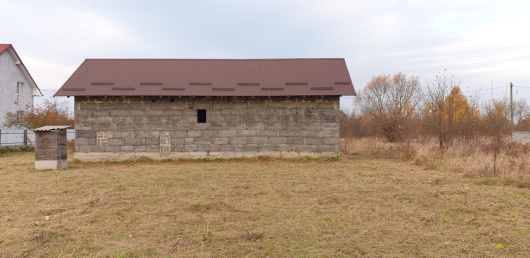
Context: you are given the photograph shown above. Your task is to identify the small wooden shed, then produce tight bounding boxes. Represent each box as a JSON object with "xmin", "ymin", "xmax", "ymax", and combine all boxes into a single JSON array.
[{"xmin": 34, "ymin": 125, "xmax": 70, "ymax": 170}]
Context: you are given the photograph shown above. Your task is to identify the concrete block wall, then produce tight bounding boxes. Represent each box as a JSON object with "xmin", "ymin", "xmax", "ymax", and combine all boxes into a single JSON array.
[{"xmin": 74, "ymin": 96, "xmax": 340, "ymax": 159}]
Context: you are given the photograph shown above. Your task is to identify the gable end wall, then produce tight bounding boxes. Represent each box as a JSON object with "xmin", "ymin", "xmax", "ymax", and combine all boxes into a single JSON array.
[{"xmin": 0, "ymin": 51, "xmax": 33, "ymax": 129}]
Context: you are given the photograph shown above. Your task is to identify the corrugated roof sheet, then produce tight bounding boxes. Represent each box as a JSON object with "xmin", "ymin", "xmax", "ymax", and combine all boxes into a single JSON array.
[
  {"xmin": 54, "ymin": 59, "xmax": 356, "ymax": 97},
  {"xmin": 33, "ymin": 125, "xmax": 71, "ymax": 131}
]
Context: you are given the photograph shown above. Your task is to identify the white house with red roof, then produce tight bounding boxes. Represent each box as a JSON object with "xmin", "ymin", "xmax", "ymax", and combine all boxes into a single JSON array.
[{"xmin": 0, "ymin": 44, "xmax": 42, "ymax": 129}]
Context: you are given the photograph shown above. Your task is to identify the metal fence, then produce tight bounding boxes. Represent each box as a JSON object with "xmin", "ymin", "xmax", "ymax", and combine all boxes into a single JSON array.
[
  {"xmin": 0, "ymin": 129, "xmax": 75, "ymax": 147},
  {"xmin": 514, "ymin": 131, "xmax": 530, "ymax": 143}
]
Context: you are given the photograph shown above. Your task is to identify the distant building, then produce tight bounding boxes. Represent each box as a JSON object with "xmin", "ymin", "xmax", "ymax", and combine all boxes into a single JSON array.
[
  {"xmin": 54, "ymin": 59, "xmax": 356, "ymax": 161},
  {"xmin": 0, "ymin": 44, "xmax": 42, "ymax": 129}
]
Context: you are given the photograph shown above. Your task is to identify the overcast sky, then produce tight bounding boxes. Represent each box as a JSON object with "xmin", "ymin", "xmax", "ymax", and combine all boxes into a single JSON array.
[{"xmin": 1, "ymin": 0, "xmax": 529, "ymax": 112}]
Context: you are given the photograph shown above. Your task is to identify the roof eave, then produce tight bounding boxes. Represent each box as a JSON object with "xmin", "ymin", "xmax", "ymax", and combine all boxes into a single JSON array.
[{"xmin": 5, "ymin": 46, "xmax": 43, "ymax": 96}]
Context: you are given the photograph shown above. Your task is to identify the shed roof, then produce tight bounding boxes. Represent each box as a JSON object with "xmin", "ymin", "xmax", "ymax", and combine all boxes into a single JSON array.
[
  {"xmin": 33, "ymin": 125, "xmax": 71, "ymax": 131},
  {"xmin": 54, "ymin": 59, "xmax": 356, "ymax": 97}
]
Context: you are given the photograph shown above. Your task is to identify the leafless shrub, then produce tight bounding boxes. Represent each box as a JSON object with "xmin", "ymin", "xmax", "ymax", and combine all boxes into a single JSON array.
[{"xmin": 356, "ymin": 72, "xmax": 422, "ymax": 142}]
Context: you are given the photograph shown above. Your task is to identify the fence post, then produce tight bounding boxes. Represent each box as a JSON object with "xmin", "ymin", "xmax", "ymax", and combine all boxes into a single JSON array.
[
  {"xmin": 24, "ymin": 129, "xmax": 28, "ymax": 147},
  {"xmin": 0, "ymin": 129, "xmax": 2, "ymax": 147}
]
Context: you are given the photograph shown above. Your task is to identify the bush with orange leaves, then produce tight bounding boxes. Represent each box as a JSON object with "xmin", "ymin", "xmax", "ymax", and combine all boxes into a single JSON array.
[{"xmin": 3, "ymin": 99, "xmax": 74, "ymax": 130}]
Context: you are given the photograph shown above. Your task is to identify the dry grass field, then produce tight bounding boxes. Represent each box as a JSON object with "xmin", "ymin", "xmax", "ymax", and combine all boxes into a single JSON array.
[{"xmin": 1, "ymin": 146, "xmax": 530, "ymax": 257}]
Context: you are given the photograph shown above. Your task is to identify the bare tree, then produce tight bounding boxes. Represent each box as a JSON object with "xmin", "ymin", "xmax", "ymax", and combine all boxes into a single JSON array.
[
  {"xmin": 356, "ymin": 72, "xmax": 422, "ymax": 142},
  {"xmin": 513, "ymin": 99, "xmax": 530, "ymax": 131},
  {"xmin": 483, "ymin": 98, "xmax": 512, "ymax": 176},
  {"xmin": 423, "ymin": 71, "xmax": 475, "ymax": 148}
]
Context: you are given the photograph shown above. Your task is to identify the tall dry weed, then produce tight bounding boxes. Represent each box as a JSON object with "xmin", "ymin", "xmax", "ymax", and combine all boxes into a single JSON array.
[{"xmin": 341, "ymin": 137, "xmax": 530, "ymax": 187}]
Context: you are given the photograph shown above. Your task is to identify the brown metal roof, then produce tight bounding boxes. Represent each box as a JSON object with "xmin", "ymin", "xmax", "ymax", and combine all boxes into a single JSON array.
[{"xmin": 54, "ymin": 59, "xmax": 356, "ymax": 97}]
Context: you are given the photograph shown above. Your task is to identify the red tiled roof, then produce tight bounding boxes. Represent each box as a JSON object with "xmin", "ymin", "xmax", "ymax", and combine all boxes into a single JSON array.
[
  {"xmin": 0, "ymin": 44, "xmax": 42, "ymax": 96},
  {"xmin": 54, "ymin": 59, "xmax": 356, "ymax": 97}
]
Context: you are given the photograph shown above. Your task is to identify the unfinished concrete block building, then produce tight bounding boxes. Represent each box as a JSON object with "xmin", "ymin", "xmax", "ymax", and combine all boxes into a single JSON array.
[{"xmin": 54, "ymin": 59, "xmax": 356, "ymax": 161}]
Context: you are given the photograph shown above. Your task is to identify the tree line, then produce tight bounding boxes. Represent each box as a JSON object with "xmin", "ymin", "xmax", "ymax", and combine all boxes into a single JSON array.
[{"xmin": 341, "ymin": 72, "xmax": 530, "ymax": 147}]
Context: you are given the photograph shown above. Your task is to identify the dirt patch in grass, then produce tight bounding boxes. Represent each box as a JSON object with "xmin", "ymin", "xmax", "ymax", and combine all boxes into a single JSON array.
[{"xmin": 1, "ymin": 152, "xmax": 530, "ymax": 257}]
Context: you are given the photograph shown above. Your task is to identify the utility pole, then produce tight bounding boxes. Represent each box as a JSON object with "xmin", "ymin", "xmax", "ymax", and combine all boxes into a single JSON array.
[{"xmin": 510, "ymin": 82, "xmax": 514, "ymax": 129}]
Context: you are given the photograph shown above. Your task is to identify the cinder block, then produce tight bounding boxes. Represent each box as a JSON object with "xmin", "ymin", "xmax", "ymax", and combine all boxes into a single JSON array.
[
  {"xmin": 297, "ymin": 144, "xmax": 317, "ymax": 152},
  {"xmin": 187, "ymin": 130, "xmax": 201, "ymax": 138},
  {"xmin": 146, "ymin": 145, "xmax": 160, "ymax": 152},
  {"xmin": 150, "ymin": 102, "xmax": 168, "ymax": 110},
  {"xmin": 243, "ymin": 144, "xmax": 258, "ymax": 151},
  {"xmin": 323, "ymin": 137, "xmax": 339, "ymax": 145},
  {"xmin": 214, "ymin": 138, "xmax": 229, "ymax": 145},
  {"xmin": 318, "ymin": 145, "xmax": 334, "ymax": 152},
  {"xmin": 246, "ymin": 123, "xmax": 266, "ymax": 130},
  {"xmin": 129, "ymin": 103, "xmax": 148, "ymax": 110},
  {"xmin": 306, "ymin": 137, "xmax": 323, "ymax": 145},
  {"xmin": 99, "ymin": 103, "xmax": 116, "ymax": 110},
  {"xmin": 134, "ymin": 145, "xmax": 146, "ymax": 152},
  {"xmin": 113, "ymin": 131, "xmax": 134, "ymax": 138},
  {"xmin": 267, "ymin": 137, "xmax": 285, "ymax": 144},
  {"xmin": 170, "ymin": 137, "xmax": 184, "ymax": 145},
  {"xmin": 230, "ymin": 137, "xmax": 248, "ymax": 145},
  {"xmin": 317, "ymin": 130, "xmax": 335, "ymax": 138},
  {"xmin": 106, "ymin": 145, "xmax": 121, "ymax": 152},
  {"xmin": 279, "ymin": 130, "xmax": 298, "ymax": 137},
  {"xmin": 258, "ymin": 130, "xmax": 277, "ymax": 137},
  {"xmin": 170, "ymin": 130, "xmax": 187, "ymax": 138},
  {"xmin": 185, "ymin": 145, "xmax": 199, "ymax": 152},
  {"xmin": 76, "ymin": 130, "xmax": 96, "ymax": 138},
  {"xmin": 120, "ymin": 146, "xmax": 135, "ymax": 152},
  {"xmin": 83, "ymin": 103, "xmax": 99, "ymax": 110},
  {"xmin": 194, "ymin": 139, "xmax": 212, "ymax": 145},
  {"xmin": 249, "ymin": 137, "xmax": 267, "ymax": 144},
  {"xmin": 77, "ymin": 145, "xmax": 92, "ymax": 153},
  {"xmin": 76, "ymin": 137, "xmax": 96, "ymax": 146},
  {"xmin": 115, "ymin": 103, "xmax": 130, "ymax": 110},
  {"xmin": 123, "ymin": 138, "xmax": 142, "ymax": 146},
  {"xmin": 145, "ymin": 110, "xmax": 165, "ymax": 116},
  {"xmin": 144, "ymin": 137, "xmax": 160, "ymax": 145},
  {"xmin": 110, "ymin": 110, "xmax": 128, "ymax": 117},
  {"xmin": 201, "ymin": 130, "xmax": 219, "ymax": 138},
  {"xmin": 171, "ymin": 145, "xmax": 185, "ymax": 152},
  {"xmin": 107, "ymin": 138, "xmax": 123, "ymax": 146},
  {"xmin": 220, "ymin": 145, "xmax": 233, "ymax": 151},
  {"xmin": 240, "ymin": 130, "xmax": 257, "ymax": 137},
  {"xmin": 130, "ymin": 110, "xmax": 146, "ymax": 116},
  {"xmin": 232, "ymin": 145, "xmax": 245, "ymax": 152},
  {"xmin": 286, "ymin": 137, "xmax": 305, "ymax": 145},
  {"xmin": 219, "ymin": 130, "xmax": 238, "ymax": 137},
  {"xmin": 185, "ymin": 138, "xmax": 194, "ymax": 145}
]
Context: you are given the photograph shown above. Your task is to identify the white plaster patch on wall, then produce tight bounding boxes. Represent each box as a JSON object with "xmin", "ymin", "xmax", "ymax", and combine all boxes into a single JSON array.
[
  {"xmin": 96, "ymin": 131, "xmax": 108, "ymax": 146},
  {"xmin": 160, "ymin": 131, "xmax": 171, "ymax": 152}
]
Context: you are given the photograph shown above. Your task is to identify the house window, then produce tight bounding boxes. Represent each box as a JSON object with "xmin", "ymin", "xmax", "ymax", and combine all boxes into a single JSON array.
[
  {"xmin": 16, "ymin": 82, "xmax": 24, "ymax": 96},
  {"xmin": 197, "ymin": 109, "xmax": 206, "ymax": 123}
]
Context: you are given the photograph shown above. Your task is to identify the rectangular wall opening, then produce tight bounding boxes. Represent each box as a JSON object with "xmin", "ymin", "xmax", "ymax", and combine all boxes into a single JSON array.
[{"xmin": 197, "ymin": 109, "xmax": 206, "ymax": 123}]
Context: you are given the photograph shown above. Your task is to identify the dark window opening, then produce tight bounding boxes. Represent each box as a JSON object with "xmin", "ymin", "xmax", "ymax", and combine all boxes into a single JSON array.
[
  {"xmin": 197, "ymin": 109, "xmax": 206, "ymax": 123},
  {"xmin": 151, "ymin": 99, "xmax": 156, "ymax": 102},
  {"xmin": 170, "ymin": 98, "xmax": 175, "ymax": 102}
]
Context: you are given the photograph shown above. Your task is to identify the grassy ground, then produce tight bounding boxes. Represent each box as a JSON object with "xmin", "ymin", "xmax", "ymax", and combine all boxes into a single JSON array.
[{"xmin": 1, "ymin": 150, "xmax": 530, "ymax": 257}]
